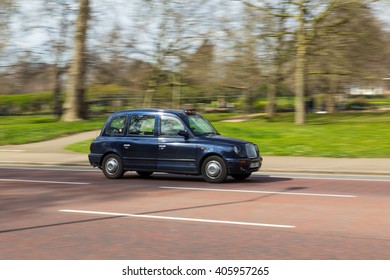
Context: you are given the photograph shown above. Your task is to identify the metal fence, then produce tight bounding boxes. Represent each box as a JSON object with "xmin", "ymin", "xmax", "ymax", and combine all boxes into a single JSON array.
[{"xmin": 2, "ymin": 94, "xmax": 390, "ymax": 116}]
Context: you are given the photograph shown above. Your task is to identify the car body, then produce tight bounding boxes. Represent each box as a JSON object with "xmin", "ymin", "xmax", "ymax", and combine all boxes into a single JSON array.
[{"xmin": 88, "ymin": 108, "xmax": 262, "ymax": 183}]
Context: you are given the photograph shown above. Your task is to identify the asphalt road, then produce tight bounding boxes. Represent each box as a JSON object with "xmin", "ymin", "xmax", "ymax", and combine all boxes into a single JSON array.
[{"xmin": 1, "ymin": 166, "xmax": 389, "ymax": 260}]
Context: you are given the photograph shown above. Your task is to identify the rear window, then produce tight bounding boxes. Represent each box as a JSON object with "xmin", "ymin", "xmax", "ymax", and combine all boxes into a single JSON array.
[
  {"xmin": 105, "ymin": 115, "xmax": 126, "ymax": 136},
  {"xmin": 128, "ymin": 114, "xmax": 156, "ymax": 136}
]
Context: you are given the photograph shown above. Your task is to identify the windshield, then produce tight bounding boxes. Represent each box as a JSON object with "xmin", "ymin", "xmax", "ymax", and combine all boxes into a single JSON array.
[{"xmin": 188, "ymin": 114, "xmax": 219, "ymax": 136}]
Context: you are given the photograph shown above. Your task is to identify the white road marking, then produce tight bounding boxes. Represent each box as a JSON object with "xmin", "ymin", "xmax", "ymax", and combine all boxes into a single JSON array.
[
  {"xmin": 0, "ymin": 179, "xmax": 90, "ymax": 185},
  {"xmin": 59, "ymin": 209, "xmax": 296, "ymax": 229},
  {"xmin": 2, "ymin": 167, "xmax": 390, "ymax": 181},
  {"xmin": 159, "ymin": 186, "xmax": 357, "ymax": 198},
  {"xmin": 0, "ymin": 150, "xmax": 25, "ymax": 152},
  {"xmin": 0, "ymin": 166, "xmax": 99, "ymax": 172},
  {"xmin": 257, "ymin": 172, "xmax": 390, "ymax": 182}
]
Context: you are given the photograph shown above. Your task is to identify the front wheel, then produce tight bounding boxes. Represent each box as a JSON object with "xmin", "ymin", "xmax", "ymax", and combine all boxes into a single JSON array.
[
  {"xmin": 102, "ymin": 154, "xmax": 124, "ymax": 179},
  {"xmin": 201, "ymin": 156, "xmax": 227, "ymax": 183}
]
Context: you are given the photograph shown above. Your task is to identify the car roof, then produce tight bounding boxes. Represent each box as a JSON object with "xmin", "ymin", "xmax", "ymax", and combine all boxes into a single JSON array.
[{"xmin": 111, "ymin": 108, "xmax": 191, "ymax": 117}]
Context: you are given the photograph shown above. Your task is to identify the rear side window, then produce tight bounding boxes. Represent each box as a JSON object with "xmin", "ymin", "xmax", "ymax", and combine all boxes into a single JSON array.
[
  {"xmin": 105, "ymin": 115, "xmax": 127, "ymax": 136},
  {"xmin": 128, "ymin": 114, "xmax": 156, "ymax": 136}
]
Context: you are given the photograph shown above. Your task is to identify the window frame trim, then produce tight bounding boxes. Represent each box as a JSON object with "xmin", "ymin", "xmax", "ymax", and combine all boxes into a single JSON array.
[
  {"xmin": 103, "ymin": 114, "xmax": 128, "ymax": 137},
  {"xmin": 126, "ymin": 113, "xmax": 158, "ymax": 137},
  {"xmin": 159, "ymin": 113, "xmax": 187, "ymax": 138}
]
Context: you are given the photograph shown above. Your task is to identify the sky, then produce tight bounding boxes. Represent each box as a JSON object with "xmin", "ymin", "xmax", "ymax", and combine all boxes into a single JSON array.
[{"xmin": 2, "ymin": 0, "xmax": 390, "ymax": 67}]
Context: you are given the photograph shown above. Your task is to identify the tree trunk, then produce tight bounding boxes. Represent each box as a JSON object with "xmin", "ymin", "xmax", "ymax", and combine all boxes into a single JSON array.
[
  {"xmin": 266, "ymin": 82, "xmax": 276, "ymax": 117},
  {"xmin": 327, "ymin": 75, "xmax": 337, "ymax": 113},
  {"xmin": 244, "ymin": 89, "xmax": 253, "ymax": 114},
  {"xmin": 171, "ymin": 74, "xmax": 181, "ymax": 109},
  {"xmin": 143, "ymin": 80, "xmax": 156, "ymax": 108},
  {"xmin": 61, "ymin": 0, "xmax": 89, "ymax": 122},
  {"xmin": 295, "ymin": 43, "xmax": 306, "ymax": 124},
  {"xmin": 294, "ymin": 8, "xmax": 307, "ymax": 125},
  {"xmin": 53, "ymin": 66, "xmax": 63, "ymax": 119}
]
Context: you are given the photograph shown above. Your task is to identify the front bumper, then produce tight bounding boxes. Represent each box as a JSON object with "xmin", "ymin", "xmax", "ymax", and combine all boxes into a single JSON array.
[{"xmin": 226, "ymin": 156, "xmax": 262, "ymax": 174}]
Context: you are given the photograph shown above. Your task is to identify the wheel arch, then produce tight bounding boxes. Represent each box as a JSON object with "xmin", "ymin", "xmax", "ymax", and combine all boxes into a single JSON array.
[
  {"xmin": 198, "ymin": 152, "xmax": 227, "ymax": 174},
  {"xmin": 100, "ymin": 151, "xmax": 121, "ymax": 167}
]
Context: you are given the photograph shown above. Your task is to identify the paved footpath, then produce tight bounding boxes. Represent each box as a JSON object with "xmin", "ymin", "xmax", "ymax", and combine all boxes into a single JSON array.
[
  {"xmin": 1, "ymin": 130, "xmax": 390, "ymax": 175},
  {"xmin": 0, "ymin": 130, "xmax": 100, "ymax": 167}
]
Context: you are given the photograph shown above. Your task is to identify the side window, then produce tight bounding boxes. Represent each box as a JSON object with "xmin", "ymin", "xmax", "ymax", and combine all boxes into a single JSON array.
[
  {"xmin": 160, "ymin": 115, "xmax": 184, "ymax": 137},
  {"xmin": 128, "ymin": 115, "xmax": 156, "ymax": 136},
  {"xmin": 105, "ymin": 115, "xmax": 126, "ymax": 136}
]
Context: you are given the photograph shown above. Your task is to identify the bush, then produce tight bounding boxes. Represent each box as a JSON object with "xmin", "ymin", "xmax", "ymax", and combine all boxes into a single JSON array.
[
  {"xmin": 345, "ymin": 98, "xmax": 371, "ymax": 110},
  {"xmin": 0, "ymin": 92, "xmax": 53, "ymax": 115}
]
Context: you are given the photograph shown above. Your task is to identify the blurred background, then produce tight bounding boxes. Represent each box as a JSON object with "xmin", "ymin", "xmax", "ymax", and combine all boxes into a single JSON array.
[{"xmin": 0, "ymin": 0, "xmax": 390, "ymax": 124}]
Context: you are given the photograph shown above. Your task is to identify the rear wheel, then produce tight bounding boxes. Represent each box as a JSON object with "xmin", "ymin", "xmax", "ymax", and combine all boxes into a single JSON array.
[
  {"xmin": 201, "ymin": 156, "xmax": 227, "ymax": 183},
  {"xmin": 102, "ymin": 154, "xmax": 124, "ymax": 179}
]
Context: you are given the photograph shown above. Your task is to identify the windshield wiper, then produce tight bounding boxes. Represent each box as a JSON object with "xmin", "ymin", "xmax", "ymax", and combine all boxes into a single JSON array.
[{"xmin": 202, "ymin": 132, "xmax": 219, "ymax": 136}]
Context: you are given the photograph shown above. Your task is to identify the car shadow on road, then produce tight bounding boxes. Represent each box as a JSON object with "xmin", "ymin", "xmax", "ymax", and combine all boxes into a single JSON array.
[
  {"xmin": 0, "ymin": 216, "xmax": 124, "ymax": 234},
  {"xmin": 0, "ymin": 174, "xmax": 297, "ymax": 235},
  {"xmin": 120, "ymin": 172, "xmax": 292, "ymax": 184},
  {"xmin": 135, "ymin": 185, "xmax": 307, "ymax": 217},
  {"xmin": 0, "ymin": 184, "xmax": 306, "ymax": 236}
]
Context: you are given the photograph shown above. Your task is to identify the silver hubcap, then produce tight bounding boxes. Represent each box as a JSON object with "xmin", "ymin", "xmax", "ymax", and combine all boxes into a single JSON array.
[
  {"xmin": 106, "ymin": 158, "xmax": 119, "ymax": 175},
  {"xmin": 206, "ymin": 160, "xmax": 222, "ymax": 178}
]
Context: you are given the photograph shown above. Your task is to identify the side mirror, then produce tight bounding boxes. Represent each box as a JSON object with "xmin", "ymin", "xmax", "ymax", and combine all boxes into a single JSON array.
[{"xmin": 178, "ymin": 130, "xmax": 189, "ymax": 140}]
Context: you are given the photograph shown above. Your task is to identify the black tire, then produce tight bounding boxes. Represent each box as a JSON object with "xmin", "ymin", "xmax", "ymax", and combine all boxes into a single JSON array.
[
  {"xmin": 201, "ymin": 156, "xmax": 227, "ymax": 183},
  {"xmin": 102, "ymin": 154, "xmax": 124, "ymax": 179},
  {"xmin": 231, "ymin": 173, "xmax": 251, "ymax": 181},
  {"xmin": 136, "ymin": 171, "xmax": 153, "ymax": 178}
]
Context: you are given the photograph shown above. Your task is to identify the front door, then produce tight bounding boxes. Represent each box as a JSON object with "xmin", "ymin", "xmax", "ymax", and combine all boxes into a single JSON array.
[{"xmin": 157, "ymin": 114, "xmax": 197, "ymax": 173}]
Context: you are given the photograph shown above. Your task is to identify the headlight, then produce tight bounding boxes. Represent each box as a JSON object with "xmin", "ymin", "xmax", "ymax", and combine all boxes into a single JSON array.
[
  {"xmin": 233, "ymin": 145, "xmax": 246, "ymax": 157},
  {"xmin": 245, "ymin": 143, "xmax": 258, "ymax": 158}
]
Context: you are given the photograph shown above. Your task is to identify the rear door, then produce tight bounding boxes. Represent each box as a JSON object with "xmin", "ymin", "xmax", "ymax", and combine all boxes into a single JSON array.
[{"xmin": 121, "ymin": 113, "xmax": 158, "ymax": 170}]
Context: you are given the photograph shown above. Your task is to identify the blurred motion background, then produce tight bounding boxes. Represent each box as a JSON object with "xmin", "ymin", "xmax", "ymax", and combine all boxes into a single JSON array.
[{"xmin": 0, "ymin": 0, "xmax": 390, "ymax": 124}]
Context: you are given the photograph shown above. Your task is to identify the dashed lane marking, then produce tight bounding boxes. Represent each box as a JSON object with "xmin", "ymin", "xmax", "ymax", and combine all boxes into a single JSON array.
[
  {"xmin": 0, "ymin": 179, "xmax": 90, "ymax": 185},
  {"xmin": 0, "ymin": 166, "xmax": 99, "ymax": 172},
  {"xmin": 59, "ymin": 209, "xmax": 296, "ymax": 229},
  {"xmin": 159, "ymin": 186, "xmax": 357, "ymax": 198}
]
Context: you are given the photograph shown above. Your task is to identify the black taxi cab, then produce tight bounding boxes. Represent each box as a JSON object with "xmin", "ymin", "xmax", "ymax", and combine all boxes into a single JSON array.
[{"xmin": 89, "ymin": 109, "xmax": 262, "ymax": 183}]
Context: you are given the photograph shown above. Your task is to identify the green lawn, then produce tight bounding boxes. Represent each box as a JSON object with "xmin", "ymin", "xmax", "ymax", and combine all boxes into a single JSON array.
[
  {"xmin": 1, "ymin": 112, "xmax": 390, "ymax": 158},
  {"xmin": 0, "ymin": 115, "xmax": 106, "ymax": 145},
  {"xmin": 213, "ymin": 113, "xmax": 390, "ymax": 158}
]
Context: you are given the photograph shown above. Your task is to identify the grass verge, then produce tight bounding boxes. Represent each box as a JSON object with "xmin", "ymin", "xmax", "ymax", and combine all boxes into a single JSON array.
[
  {"xmin": 1, "ymin": 112, "xmax": 390, "ymax": 158},
  {"xmin": 0, "ymin": 115, "xmax": 105, "ymax": 145},
  {"xmin": 213, "ymin": 112, "xmax": 390, "ymax": 158}
]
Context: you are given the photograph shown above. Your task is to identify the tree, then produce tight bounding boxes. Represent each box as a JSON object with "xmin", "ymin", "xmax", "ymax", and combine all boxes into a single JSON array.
[
  {"xmin": 44, "ymin": 0, "xmax": 75, "ymax": 118},
  {"xmin": 211, "ymin": 4, "xmax": 265, "ymax": 113},
  {"xmin": 129, "ymin": 0, "xmax": 217, "ymax": 108},
  {"xmin": 244, "ymin": 0, "xmax": 383, "ymax": 124},
  {"xmin": 259, "ymin": 3, "xmax": 291, "ymax": 117},
  {"xmin": 306, "ymin": 0, "xmax": 388, "ymax": 112},
  {"xmin": 284, "ymin": 0, "xmax": 344, "ymax": 124},
  {"xmin": 0, "ymin": 0, "xmax": 13, "ymax": 56},
  {"xmin": 61, "ymin": 0, "xmax": 89, "ymax": 122},
  {"xmin": 182, "ymin": 39, "xmax": 215, "ymax": 96}
]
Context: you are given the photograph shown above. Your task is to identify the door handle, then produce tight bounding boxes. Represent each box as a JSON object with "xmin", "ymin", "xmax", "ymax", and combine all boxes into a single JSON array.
[{"xmin": 159, "ymin": 145, "xmax": 166, "ymax": 150}]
